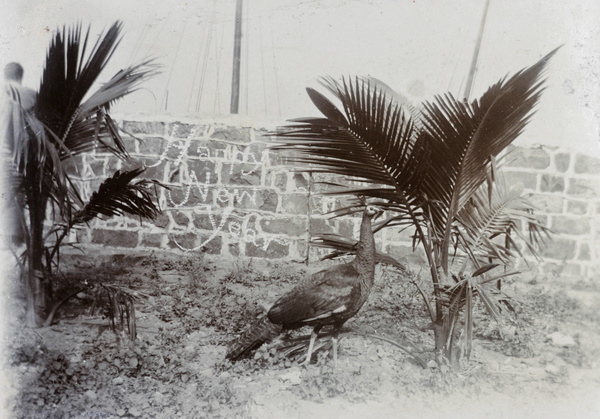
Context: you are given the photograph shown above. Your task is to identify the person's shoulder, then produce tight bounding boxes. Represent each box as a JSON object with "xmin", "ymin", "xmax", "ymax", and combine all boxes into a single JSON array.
[{"xmin": 4, "ymin": 82, "xmax": 36, "ymax": 110}]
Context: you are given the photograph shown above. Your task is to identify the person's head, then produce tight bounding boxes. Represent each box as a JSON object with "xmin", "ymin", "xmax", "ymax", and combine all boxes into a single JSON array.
[{"xmin": 4, "ymin": 62, "xmax": 24, "ymax": 83}]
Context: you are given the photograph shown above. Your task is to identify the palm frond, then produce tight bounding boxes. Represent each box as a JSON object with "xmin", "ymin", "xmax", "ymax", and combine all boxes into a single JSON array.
[
  {"xmin": 36, "ymin": 21, "xmax": 159, "ymax": 162},
  {"xmin": 455, "ymin": 173, "xmax": 550, "ymax": 270},
  {"xmin": 418, "ymin": 48, "xmax": 559, "ymax": 270},
  {"xmin": 275, "ymin": 77, "xmax": 427, "ymax": 208},
  {"xmin": 357, "ymin": 75, "xmax": 423, "ymax": 130},
  {"xmin": 37, "ymin": 22, "xmax": 122, "ymax": 137},
  {"xmin": 72, "ymin": 168, "xmax": 162, "ymax": 225}
]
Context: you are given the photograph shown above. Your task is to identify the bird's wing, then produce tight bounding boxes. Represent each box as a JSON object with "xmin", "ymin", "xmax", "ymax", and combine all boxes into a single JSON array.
[{"xmin": 268, "ymin": 263, "xmax": 361, "ymax": 325}]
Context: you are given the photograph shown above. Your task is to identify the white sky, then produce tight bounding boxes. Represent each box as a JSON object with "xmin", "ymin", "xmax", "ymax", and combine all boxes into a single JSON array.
[{"xmin": 1, "ymin": 0, "xmax": 599, "ymax": 153}]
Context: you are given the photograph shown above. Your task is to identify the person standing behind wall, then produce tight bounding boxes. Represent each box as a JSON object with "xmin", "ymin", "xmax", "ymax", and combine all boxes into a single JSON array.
[
  {"xmin": 3, "ymin": 62, "xmax": 36, "ymax": 111},
  {"xmin": 1, "ymin": 62, "xmax": 37, "ymax": 248}
]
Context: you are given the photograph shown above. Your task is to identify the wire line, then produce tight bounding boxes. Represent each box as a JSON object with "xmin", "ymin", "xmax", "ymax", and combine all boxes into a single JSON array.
[{"xmin": 160, "ymin": 13, "xmax": 188, "ymax": 111}]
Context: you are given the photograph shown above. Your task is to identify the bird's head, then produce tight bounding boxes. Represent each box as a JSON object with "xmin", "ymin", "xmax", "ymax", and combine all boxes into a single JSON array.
[{"xmin": 364, "ymin": 204, "xmax": 384, "ymax": 220}]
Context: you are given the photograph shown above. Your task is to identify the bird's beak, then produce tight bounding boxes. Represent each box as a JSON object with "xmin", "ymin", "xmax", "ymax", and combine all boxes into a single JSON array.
[{"xmin": 374, "ymin": 209, "xmax": 384, "ymax": 220}]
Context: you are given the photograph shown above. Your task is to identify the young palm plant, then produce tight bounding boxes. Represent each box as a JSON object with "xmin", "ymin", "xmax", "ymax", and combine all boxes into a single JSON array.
[
  {"xmin": 275, "ymin": 49, "xmax": 557, "ymax": 363},
  {"xmin": 3, "ymin": 21, "xmax": 162, "ymax": 327}
]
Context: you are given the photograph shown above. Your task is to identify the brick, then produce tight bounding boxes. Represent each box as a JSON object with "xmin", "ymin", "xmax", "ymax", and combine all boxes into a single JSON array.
[
  {"xmin": 551, "ymin": 216, "xmax": 590, "ymax": 235},
  {"xmin": 310, "ymin": 196, "xmax": 324, "ymax": 213},
  {"xmin": 91, "ymin": 229, "xmax": 138, "ymax": 248},
  {"xmin": 564, "ymin": 263, "xmax": 584, "ymax": 277},
  {"xmin": 167, "ymin": 122, "xmax": 196, "ymax": 139},
  {"xmin": 62, "ymin": 156, "xmax": 83, "ymax": 174},
  {"xmin": 87, "ymin": 158, "xmax": 106, "ymax": 177},
  {"xmin": 192, "ymin": 212, "xmax": 227, "ymax": 231},
  {"xmin": 121, "ymin": 136, "xmax": 138, "ymax": 154},
  {"xmin": 589, "ymin": 264, "xmax": 600, "ymax": 281},
  {"xmin": 554, "ymin": 153, "xmax": 570, "ymax": 173},
  {"xmin": 293, "ymin": 173, "xmax": 309, "ymax": 190},
  {"xmin": 503, "ymin": 171, "xmax": 537, "ymax": 190},
  {"xmin": 338, "ymin": 219, "xmax": 356, "ymax": 238},
  {"xmin": 245, "ymin": 214, "xmax": 259, "ymax": 232},
  {"xmin": 141, "ymin": 232, "xmax": 164, "ymax": 248},
  {"xmin": 228, "ymin": 127, "xmax": 252, "ymax": 143},
  {"xmin": 221, "ymin": 163, "xmax": 262, "ymax": 186},
  {"xmin": 233, "ymin": 188, "xmax": 279, "ymax": 213},
  {"xmin": 184, "ymin": 160, "xmax": 217, "ymax": 183},
  {"xmin": 171, "ymin": 211, "xmax": 190, "ymax": 228},
  {"xmin": 505, "ymin": 147, "xmax": 551, "ymax": 170},
  {"xmin": 567, "ymin": 178, "xmax": 600, "ymax": 198},
  {"xmin": 212, "ymin": 188, "xmax": 275, "ymax": 212},
  {"xmin": 165, "ymin": 139, "xmax": 191, "ymax": 160},
  {"xmin": 577, "ymin": 243, "xmax": 591, "ymax": 260},
  {"xmin": 310, "ymin": 218, "xmax": 335, "ymax": 234},
  {"xmin": 546, "ymin": 262, "xmax": 582, "ymax": 278},
  {"xmin": 153, "ymin": 213, "xmax": 170, "ymax": 229},
  {"xmin": 104, "ymin": 217, "xmax": 140, "ymax": 229},
  {"xmin": 245, "ymin": 239, "xmax": 289, "ymax": 258},
  {"xmin": 528, "ymin": 194, "xmax": 564, "ymax": 214},
  {"xmin": 281, "ymin": 194, "xmax": 308, "ymax": 214},
  {"xmin": 574, "ymin": 154, "xmax": 600, "ymax": 174},
  {"xmin": 186, "ymin": 188, "xmax": 214, "ymax": 206},
  {"xmin": 122, "ymin": 121, "xmax": 165, "ymax": 135},
  {"xmin": 232, "ymin": 142, "xmax": 268, "ymax": 162},
  {"xmin": 76, "ymin": 229, "xmax": 90, "ymax": 243},
  {"xmin": 539, "ymin": 174, "xmax": 564, "ymax": 193},
  {"xmin": 139, "ymin": 161, "xmax": 166, "ymax": 182},
  {"xmin": 291, "ymin": 239, "xmax": 308, "ymax": 261},
  {"xmin": 566, "ymin": 200, "xmax": 587, "ymax": 215},
  {"xmin": 211, "ymin": 127, "xmax": 251, "ymax": 143},
  {"xmin": 260, "ymin": 217, "xmax": 307, "ymax": 236},
  {"xmin": 188, "ymin": 139, "xmax": 227, "ymax": 159},
  {"xmin": 267, "ymin": 149, "xmax": 287, "ymax": 166},
  {"xmin": 105, "ymin": 155, "xmax": 122, "ymax": 174},
  {"xmin": 210, "ymin": 127, "xmax": 231, "ymax": 141},
  {"xmin": 166, "ymin": 186, "xmax": 195, "ymax": 208},
  {"xmin": 138, "ymin": 137, "xmax": 166, "ymax": 155},
  {"xmin": 541, "ymin": 237, "xmax": 577, "ymax": 259},
  {"xmin": 198, "ymin": 234, "xmax": 222, "ymax": 254},
  {"xmin": 534, "ymin": 214, "xmax": 549, "ymax": 228},
  {"xmin": 267, "ymin": 171, "xmax": 288, "ymax": 191},
  {"xmin": 167, "ymin": 232, "xmax": 197, "ymax": 250}
]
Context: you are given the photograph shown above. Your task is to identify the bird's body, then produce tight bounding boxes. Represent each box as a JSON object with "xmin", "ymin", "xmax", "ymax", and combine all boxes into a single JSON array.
[{"xmin": 226, "ymin": 205, "xmax": 381, "ymax": 365}]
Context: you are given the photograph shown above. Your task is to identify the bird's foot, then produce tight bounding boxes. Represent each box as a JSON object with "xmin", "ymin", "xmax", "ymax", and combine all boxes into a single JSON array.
[{"xmin": 298, "ymin": 357, "xmax": 311, "ymax": 368}]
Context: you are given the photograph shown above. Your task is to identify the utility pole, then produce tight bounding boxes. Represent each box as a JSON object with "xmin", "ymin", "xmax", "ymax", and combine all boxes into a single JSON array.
[
  {"xmin": 230, "ymin": 0, "xmax": 243, "ymax": 114},
  {"xmin": 464, "ymin": 0, "xmax": 490, "ymax": 100}
]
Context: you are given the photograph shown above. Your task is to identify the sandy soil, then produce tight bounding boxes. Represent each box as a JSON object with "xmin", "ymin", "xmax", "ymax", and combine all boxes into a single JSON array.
[{"xmin": 2, "ymin": 252, "xmax": 600, "ymax": 418}]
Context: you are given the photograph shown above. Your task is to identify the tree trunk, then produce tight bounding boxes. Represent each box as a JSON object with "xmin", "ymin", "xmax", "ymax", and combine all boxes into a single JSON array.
[
  {"xmin": 24, "ymin": 150, "xmax": 50, "ymax": 327},
  {"xmin": 431, "ymin": 317, "xmax": 459, "ymax": 366},
  {"xmin": 25, "ymin": 191, "xmax": 49, "ymax": 327}
]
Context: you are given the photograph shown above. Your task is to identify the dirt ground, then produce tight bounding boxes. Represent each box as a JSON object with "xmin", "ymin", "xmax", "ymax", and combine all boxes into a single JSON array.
[{"xmin": 2, "ymin": 251, "xmax": 600, "ymax": 418}]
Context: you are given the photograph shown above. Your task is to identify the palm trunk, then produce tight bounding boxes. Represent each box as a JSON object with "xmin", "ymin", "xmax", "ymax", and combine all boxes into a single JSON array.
[
  {"xmin": 24, "ymin": 153, "xmax": 50, "ymax": 327},
  {"xmin": 26, "ymin": 199, "xmax": 48, "ymax": 326}
]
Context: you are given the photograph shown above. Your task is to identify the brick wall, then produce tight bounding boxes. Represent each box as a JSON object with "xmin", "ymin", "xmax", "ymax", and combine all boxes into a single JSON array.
[
  {"xmin": 71, "ymin": 119, "xmax": 600, "ymax": 282},
  {"xmin": 73, "ymin": 120, "xmax": 331, "ymax": 263},
  {"xmin": 503, "ymin": 145, "xmax": 600, "ymax": 282}
]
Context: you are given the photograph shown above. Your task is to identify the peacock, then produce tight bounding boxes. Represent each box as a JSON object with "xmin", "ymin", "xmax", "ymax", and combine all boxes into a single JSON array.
[{"xmin": 226, "ymin": 204, "xmax": 383, "ymax": 366}]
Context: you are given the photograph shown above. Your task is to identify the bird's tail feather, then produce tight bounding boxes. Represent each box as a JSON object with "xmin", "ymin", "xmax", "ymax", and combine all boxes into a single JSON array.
[{"xmin": 226, "ymin": 315, "xmax": 282, "ymax": 360}]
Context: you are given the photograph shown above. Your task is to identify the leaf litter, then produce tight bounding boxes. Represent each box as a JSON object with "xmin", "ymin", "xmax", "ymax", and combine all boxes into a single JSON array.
[{"xmin": 3, "ymin": 252, "xmax": 600, "ymax": 418}]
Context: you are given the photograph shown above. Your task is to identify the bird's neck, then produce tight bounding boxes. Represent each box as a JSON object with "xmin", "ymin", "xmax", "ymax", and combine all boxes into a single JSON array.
[{"xmin": 352, "ymin": 213, "xmax": 376, "ymax": 283}]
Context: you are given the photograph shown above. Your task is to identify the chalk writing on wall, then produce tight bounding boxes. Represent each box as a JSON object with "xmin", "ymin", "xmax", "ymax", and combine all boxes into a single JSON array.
[{"xmin": 147, "ymin": 124, "xmax": 288, "ymax": 252}]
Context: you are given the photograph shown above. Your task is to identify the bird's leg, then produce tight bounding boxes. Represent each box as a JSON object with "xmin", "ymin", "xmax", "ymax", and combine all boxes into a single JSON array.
[
  {"xmin": 331, "ymin": 323, "xmax": 344, "ymax": 368},
  {"xmin": 299, "ymin": 325, "xmax": 322, "ymax": 367},
  {"xmin": 331, "ymin": 325, "xmax": 342, "ymax": 368}
]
